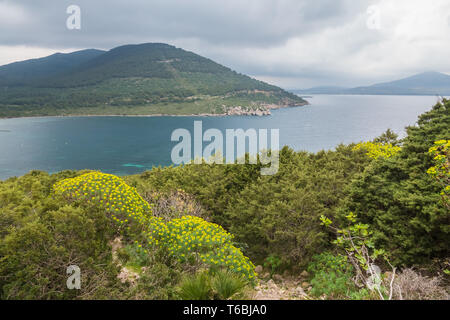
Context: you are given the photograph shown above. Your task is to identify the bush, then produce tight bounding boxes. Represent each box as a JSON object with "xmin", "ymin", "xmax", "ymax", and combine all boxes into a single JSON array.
[
  {"xmin": 0, "ymin": 172, "xmax": 122, "ymax": 299},
  {"xmin": 177, "ymin": 270, "xmax": 248, "ymax": 300},
  {"xmin": 53, "ymin": 172, "xmax": 256, "ymax": 281},
  {"xmin": 142, "ymin": 189, "xmax": 208, "ymax": 221},
  {"xmin": 211, "ymin": 270, "xmax": 247, "ymax": 300},
  {"xmin": 307, "ymin": 252, "xmax": 359, "ymax": 299},
  {"xmin": 389, "ymin": 268, "xmax": 449, "ymax": 300},
  {"xmin": 342, "ymin": 101, "xmax": 450, "ymax": 265},
  {"xmin": 263, "ymin": 255, "xmax": 282, "ymax": 277},
  {"xmin": 177, "ymin": 272, "xmax": 213, "ymax": 300}
]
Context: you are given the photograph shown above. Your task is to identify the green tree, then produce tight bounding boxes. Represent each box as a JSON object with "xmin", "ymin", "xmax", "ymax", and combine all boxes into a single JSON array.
[{"xmin": 341, "ymin": 100, "xmax": 450, "ymax": 265}]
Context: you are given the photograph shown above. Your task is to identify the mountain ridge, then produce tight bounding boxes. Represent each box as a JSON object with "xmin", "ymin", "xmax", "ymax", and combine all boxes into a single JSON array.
[
  {"xmin": 0, "ymin": 43, "xmax": 306, "ymax": 118},
  {"xmin": 294, "ymin": 71, "xmax": 450, "ymax": 95}
]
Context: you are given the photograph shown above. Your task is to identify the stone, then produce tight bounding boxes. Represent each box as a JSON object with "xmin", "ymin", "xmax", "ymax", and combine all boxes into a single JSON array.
[
  {"xmin": 255, "ymin": 265, "xmax": 263, "ymax": 274},
  {"xmin": 300, "ymin": 270, "xmax": 309, "ymax": 278},
  {"xmin": 262, "ymin": 272, "xmax": 270, "ymax": 279},
  {"xmin": 273, "ymin": 274, "xmax": 283, "ymax": 282},
  {"xmin": 301, "ymin": 282, "xmax": 310, "ymax": 289}
]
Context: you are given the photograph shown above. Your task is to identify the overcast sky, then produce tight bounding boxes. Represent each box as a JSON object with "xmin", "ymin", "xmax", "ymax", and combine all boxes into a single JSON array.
[{"xmin": 1, "ymin": 0, "xmax": 450, "ymax": 88}]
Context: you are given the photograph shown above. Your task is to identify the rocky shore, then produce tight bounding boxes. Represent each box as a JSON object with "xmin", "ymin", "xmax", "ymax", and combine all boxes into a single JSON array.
[{"xmin": 222, "ymin": 101, "xmax": 308, "ymax": 116}]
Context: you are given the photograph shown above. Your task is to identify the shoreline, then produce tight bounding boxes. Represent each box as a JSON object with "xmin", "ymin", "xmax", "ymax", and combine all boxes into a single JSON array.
[{"xmin": 0, "ymin": 102, "xmax": 310, "ymax": 121}]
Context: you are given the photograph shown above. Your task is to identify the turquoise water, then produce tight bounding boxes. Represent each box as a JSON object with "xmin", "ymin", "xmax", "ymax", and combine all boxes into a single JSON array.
[{"xmin": 0, "ymin": 95, "xmax": 440, "ymax": 180}]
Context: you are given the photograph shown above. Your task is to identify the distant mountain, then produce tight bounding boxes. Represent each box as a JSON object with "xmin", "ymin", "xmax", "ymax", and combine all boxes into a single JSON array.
[
  {"xmin": 294, "ymin": 86, "xmax": 348, "ymax": 95},
  {"xmin": 294, "ymin": 72, "xmax": 450, "ymax": 95},
  {"xmin": 0, "ymin": 43, "xmax": 306, "ymax": 118}
]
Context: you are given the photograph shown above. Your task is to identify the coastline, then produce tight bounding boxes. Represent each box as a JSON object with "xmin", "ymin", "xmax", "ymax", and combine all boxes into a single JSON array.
[{"xmin": 0, "ymin": 102, "xmax": 310, "ymax": 120}]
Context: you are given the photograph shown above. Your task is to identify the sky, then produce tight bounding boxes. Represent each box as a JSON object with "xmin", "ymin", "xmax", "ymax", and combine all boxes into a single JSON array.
[{"xmin": 1, "ymin": 0, "xmax": 450, "ymax": 89}]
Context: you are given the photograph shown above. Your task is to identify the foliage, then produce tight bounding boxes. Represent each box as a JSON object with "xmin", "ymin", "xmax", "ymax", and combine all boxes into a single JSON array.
[
  {"xmin": 341, "ymin": 100, "xmax": 450, "ymax": 265},
  {"xmin": 353, "ymin": 141, "xmax": 401, "ymax": 160},
  {"xmin": 0, "ymin": 171, "xmax": 123, "ymax": 299},
  {"xmin": 1, "ymin": 101, "xmax": 448, "ymax": 299},
  {"xmin": 389, "ymin": 268, "xmax": 449, "ymax": 300},
  {"xmin": 373, "ymin": 128, "xmax": 400, "ymax": 146},
  {"xmin": 142, "ymin": 189, "xmax": 208, "ymax": 221},
  {"xmin": 321, "ymin": 212, "xmax": 395, "ymax": 300},
  {"xmin": 211, "ymin": 269, "xmax": 247, "ymax": 300},
  {"xmin": 130, "ymin": 144, "xmax": 371, "ymax": 268},
  {"xmin": 53, "ymin": 172, "xmax": 256, "ymax": 281},
  {"xmin": 306, "ymin": 251, "xmax": 381, "ymax": 300},
  {"xmin": 177, "ymin": 271, "xmax": 212, "ymax": 300},
  {"xmin": 154, "ymin": 215, "xmax": 256, "ymax": 281},
  {"xmin": 427, "ymin": 140, "xmax": 450, "ymax": 209},
  {"xmin": 177, "ymin": 269, "xmax": 248, "ymax": 300},
  {"xmin": 263, "ymin": 255, "xmax": 282, "ymax": 277},
  {"xmin": 53, "ymin": 172, "xmax": 153, "ymax": 237}
]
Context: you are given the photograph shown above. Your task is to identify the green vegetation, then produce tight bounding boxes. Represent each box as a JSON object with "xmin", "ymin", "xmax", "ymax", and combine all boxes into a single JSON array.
[
  {"xmin": 0, "ymin": 43, "xmax": 306, "ymax": 118},
  {"xmin": 307, "ymin": 252, "xmax": 360, "ymax": 299},
  {"xmin": 341, "ymin": 101, "xmax": 449, "ymax": 265},
  {"xmin": 0, "ymin": 100, "xmax": 448, "ymax": 300},
  {"xmin": 177, "ymin": 270, "xmax": 247, "ymax": 300}
]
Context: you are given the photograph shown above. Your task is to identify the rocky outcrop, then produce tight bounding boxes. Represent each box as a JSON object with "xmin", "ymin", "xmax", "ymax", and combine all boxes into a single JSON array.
[{"xmin": 223, "ymin": 105, "xmax": 271, "ymax": 116}]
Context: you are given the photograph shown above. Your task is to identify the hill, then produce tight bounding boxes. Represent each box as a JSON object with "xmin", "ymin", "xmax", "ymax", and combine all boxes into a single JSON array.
[
  {"xmin": 0, "ymin": 49, "xmax": 105, "ymax": 87},
  {"xmin": 294, "ymin": 72, "xmax": 450, "ymax": 95},
  {"xmin": 0, "ymin": 43, "xmax": 306, "ymax": 117}
]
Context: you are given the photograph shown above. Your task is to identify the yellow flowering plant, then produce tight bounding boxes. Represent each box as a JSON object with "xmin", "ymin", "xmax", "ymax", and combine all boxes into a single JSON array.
[
  {"xmin": 427, "ymin": 140, "xmax": 450, "ymax": 209},
  {"xmin": 353, "ymin": 142, "xmax": 401, "ymax": 160},
  {"xmin": 53, "ymin": 172, "xmax": 256, "ymax": 281}
]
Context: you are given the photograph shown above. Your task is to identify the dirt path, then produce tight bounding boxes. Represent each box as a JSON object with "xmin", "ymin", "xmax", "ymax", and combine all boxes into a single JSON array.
[{"xmin": 251, "ymin": 277, "xmax": 311, "ymax": 300}]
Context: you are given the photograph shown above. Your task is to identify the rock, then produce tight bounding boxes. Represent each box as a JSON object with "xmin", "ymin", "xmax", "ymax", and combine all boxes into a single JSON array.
[
  {"xmin": 262, "ymin": 272, "xmax": 270, "ymax": 279},
  {"xmin": 283, "ymin": 270, "xmax": 290, "ymax": 278},
  {"xmin": 300, "ymin": 270, "xmax": 309, "ymax": 278},
  {"xmin": 273, "ymin": 274, "xmax": 283, "ymax": 282},
  {"xmin": 301, "ymin": 282, "xmax": 310, "ymax": 289},
  {"xmin": 295, "ymin": 286, "xmax": 306, "ymax": 295},
  {"xmin": 252, "ymin": 278, "xmax": 311, "ymax": 300},
  {"xmin": 255, "ymin": 265, "xmax": 263, "ymax": 274},
  {"xmin": 117, "ymin": 267, "xmax": 140, "ymax": 285}
]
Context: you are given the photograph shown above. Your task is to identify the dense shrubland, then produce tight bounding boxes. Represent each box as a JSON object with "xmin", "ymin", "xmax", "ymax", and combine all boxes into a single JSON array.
[{"xmin": 0, "ymin": 100, "xmax": 448, "ymax": 299}]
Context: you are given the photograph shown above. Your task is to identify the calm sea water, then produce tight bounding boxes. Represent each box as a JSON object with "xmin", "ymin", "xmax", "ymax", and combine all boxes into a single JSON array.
[{"xmin": 0, "ymin": 95, "xmax": 441, "ymax": 180}]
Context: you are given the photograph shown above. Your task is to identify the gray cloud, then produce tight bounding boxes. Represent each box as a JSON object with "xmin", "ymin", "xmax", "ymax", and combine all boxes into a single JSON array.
[{"xmin": 1, "ymin": 0, "xmax": 450, "ymax": 88}]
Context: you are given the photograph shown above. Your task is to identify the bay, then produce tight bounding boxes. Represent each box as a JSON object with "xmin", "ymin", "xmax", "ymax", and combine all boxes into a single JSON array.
[{"xmin": 0, "ymin": 95, "xmax": 441, "ymax": 180}]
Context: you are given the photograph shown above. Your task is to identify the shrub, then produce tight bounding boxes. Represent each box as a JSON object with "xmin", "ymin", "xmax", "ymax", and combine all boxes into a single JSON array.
[
  {"xmin": 177, "ymin": 272, "xmax": 212, "ymax": 300},
  {"xmin": 177, "ymin": 269, "xmax": 248, "ymax": 300},
  {"xmin": 53, "ymin": 172, "xmax": 256, "ymax": 281},
  {"xmin": 142, "ymin": 189, "xmax": 208, "ymax": 221},
  {"xmin": 353, "ymin": 141, "xmax": 401, "ymax": 159},
  {"xmin": 427, "ymin": 140, "xmax": 450, "ymax": 209},
  {"xmin": 389, "ymin": 268, "xmax": 449, "ymax": 300},
  {"xmin": 211, "ymin": 270, "xmax": 247, "ymax": 300},
  {"xmin": 342, "ymin": 101, "xmax": 450, "ymax": 265},
  {"xmin": 0, "ymin": 172, "xmax": 129, "ymax": 299},
  {"xmin": 154, "ymin": 215, "xmax": 256, "ymax": 281},
  {"xmin": 263, "ymin": 255, "xmax": 282, "ymax": 277},
  {"xmin": 307, "ymin": 252, "xmax": 357, "ymax": 299}
]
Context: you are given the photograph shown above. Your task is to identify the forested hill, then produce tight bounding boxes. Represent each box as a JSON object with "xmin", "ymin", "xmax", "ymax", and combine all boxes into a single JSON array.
[
  {"xmin": 0, "ymin": 43, "xmax": 306, "ymax": 117},
  {"xmin": 0, "ymin": 49, "xmax": 105, "ymax": 87}
]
